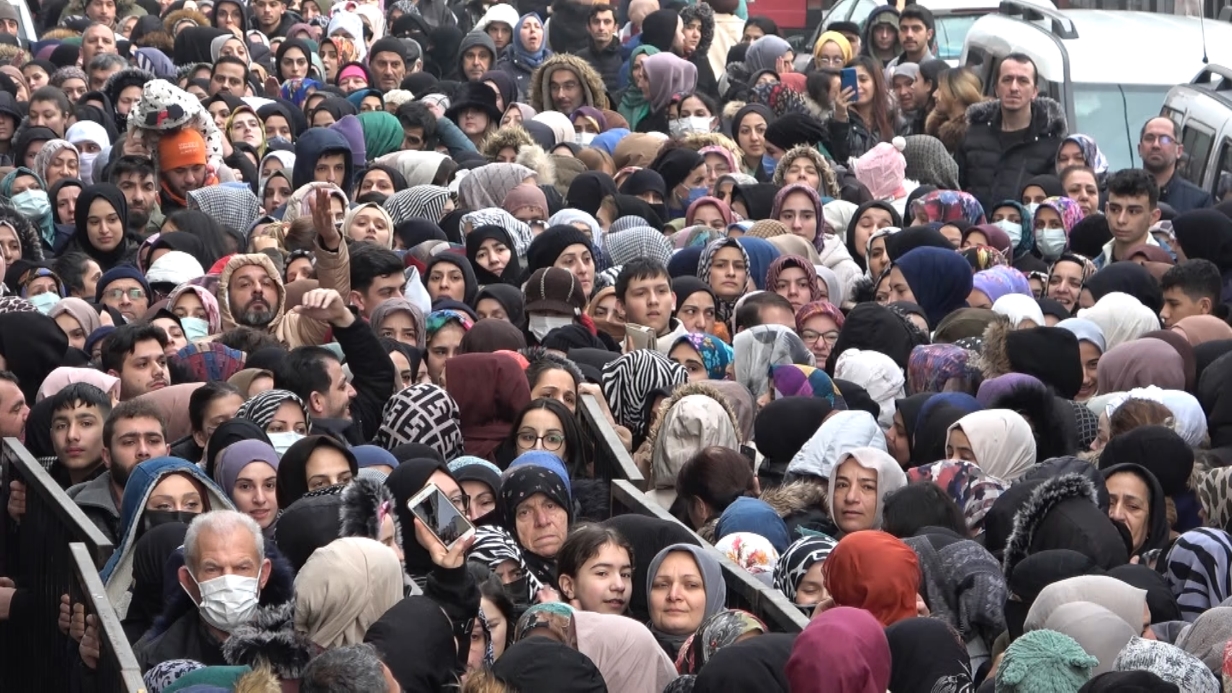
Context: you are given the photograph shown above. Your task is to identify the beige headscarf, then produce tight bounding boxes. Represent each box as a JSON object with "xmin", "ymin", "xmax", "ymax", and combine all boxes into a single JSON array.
[
  {"xmin": 293, "ymin": 537, "xmax": 404, "ymax": 649},
  {"xmin": 1024, "ymin": 575, "xmax": 1148, "ymax": 635},
  {"xmin": 574, "ymin": 611, "xmax": 678, "ymax": 693}
]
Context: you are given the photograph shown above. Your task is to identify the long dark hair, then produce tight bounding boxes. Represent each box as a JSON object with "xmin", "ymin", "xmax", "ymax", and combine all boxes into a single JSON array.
[
  {"xmin": 499, "ymin": 398, "xmax": 591, "ymax": 476},
  {"xmin": 556, "ymin": 523, "xmax": 635, "ymax": 581},
  {"xmin": 851, "ymin": 55, "xmax": 895, "ymax": 143}
]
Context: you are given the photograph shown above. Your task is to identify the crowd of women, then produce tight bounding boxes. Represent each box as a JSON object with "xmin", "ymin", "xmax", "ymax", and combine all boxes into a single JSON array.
[{"xmin": 6, "ymin": 0, "xmax": 1232, "ymax": 690}]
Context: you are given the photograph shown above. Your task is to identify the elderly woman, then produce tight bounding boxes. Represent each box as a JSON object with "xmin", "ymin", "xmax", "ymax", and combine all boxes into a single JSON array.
[{"xmin": 499, "ymin": 456, "xmax": 574, "ymax": 596}]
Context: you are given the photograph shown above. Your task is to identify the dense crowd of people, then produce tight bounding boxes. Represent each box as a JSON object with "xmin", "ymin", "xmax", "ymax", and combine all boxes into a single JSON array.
[{"xmin": 1, "ymin": 0, "xmax": 1232, "ymax": 689}]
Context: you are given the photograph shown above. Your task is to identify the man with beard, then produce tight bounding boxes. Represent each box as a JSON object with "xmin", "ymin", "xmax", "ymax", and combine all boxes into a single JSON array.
[
  {"xmin": 1138, "ymin": 116, "xmax": 1211, "ymax": 213},
  {"xmin": 110, "ymin": 156, "xmax": 163, "ymax": 235},
  {"xmin": 218, "ymin": 198, "xmax": 348, "ymax": 348},
  {"xmin": 68, "ymin": 399, "xmax": 169, "ymax": 544},
  {"xmin": 157, "ymin": 129, "xmax": 218, "ymax": 214},
  {"xmin": 102, "ymin": 323, "xmax": 170, "ymax": 400}
]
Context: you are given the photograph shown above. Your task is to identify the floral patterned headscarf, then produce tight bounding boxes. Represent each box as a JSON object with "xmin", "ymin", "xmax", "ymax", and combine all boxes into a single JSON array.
[
  {"xmin": 913, "ymin": 189, "xmax": 986, "ymax": 226},
  {"xmin": 672, "ymin": 332, "xmax": 734, "ymax": 380},
  {"xmin": 425, "ymin": 309, "xmax": 474, "ymax": 340},
  {"xmin": 675, "ymin": 608, "xmax": 767, "ymax": 674},
  {"xmin": 1036, "ymin": 196, "xmax": 1086, "ymax": 235}
]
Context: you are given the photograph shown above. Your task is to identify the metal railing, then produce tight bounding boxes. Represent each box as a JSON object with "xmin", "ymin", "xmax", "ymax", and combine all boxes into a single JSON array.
[
  {"xmin": 0, "ymin": 437, "xmax": 115, "ymax": 691},
  {"xmin": 579, "ymin": 394, "xmax": 646, "ymax": 490},
  {"xmin": 69, "ymin": 543, "xmax": 146, "ymax": 693},
  {"xmin": 610, "ymin": 480, "xmax": 810, "ymax": 634}
]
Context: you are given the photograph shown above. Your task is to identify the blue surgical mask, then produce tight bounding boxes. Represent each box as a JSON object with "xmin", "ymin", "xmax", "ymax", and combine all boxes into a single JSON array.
[
  {"xmin": 995, "ymin": 219, "xmax": 1023, "ymax": 248},
  {"xmin": 27, "ymin": 291, "xmax": 59, "ymax": 314},
  {"xmin": 1037, "ymin": 228, "xmax": 1068, "ymax": 261},
  {"xmin": 11, "ymin": 190, "xmax": 50, "ymax": 222},
  {"xmin": 684, "ymin": 185, "xmax": 709, "ymax": 206},
  {"xmin": 268, "ymin": 432, "xmax": 305, "ymax": 456},
  {"xmin": 761, "ymin": 154, "xmax": 778, "ymax": 174},
  {"xmin": 180, "ymin": 316, "xmax": 210, "ymax": 342}
]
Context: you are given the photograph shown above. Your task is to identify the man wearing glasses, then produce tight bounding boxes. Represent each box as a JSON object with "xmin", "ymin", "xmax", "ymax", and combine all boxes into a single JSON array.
[
  {"xmin": 1139, "ymin": 117, "xmax": 1212, "ymax": 213},
  {"xmin": 95, "ymin": 266, "xmax": 150, "ymax": 322}
]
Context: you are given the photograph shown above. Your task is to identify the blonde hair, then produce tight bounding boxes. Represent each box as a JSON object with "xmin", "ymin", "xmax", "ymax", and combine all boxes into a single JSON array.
[{"xmin": 936, "ymin": 67, "xmax": 986, "ymax": 115}]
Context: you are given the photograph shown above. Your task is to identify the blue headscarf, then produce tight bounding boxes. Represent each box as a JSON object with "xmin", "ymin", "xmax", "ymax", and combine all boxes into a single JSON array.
[
  {"xmin": 894, "ymin": 246, "xmax": 973, "ymax": 328},
  {"xmin": 992, "ymin": 199, "xmax": 1035, "ymax": 260},
  {"xmin": 735, "ymin": 236, "xmax": 780, "ymax": 290},
  {"xmin": 511, "ymin": 14, "xmax": 549, "ymax": 70}
]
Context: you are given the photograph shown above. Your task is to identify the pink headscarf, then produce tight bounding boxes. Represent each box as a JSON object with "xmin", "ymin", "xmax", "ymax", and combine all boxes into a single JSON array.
[{"xmin": 37, "ymin": 367, "xmax": 120, "ymax": 402}]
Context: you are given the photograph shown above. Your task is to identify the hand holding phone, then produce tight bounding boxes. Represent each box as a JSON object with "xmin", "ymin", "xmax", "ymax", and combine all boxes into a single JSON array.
[
  {"xmin": 841, "ymin": 67, "xmax": 859, "ymax": 102},
  {"xmin": 408, "ymin": 482, "xmax": 476, "ymax": 554},
  {"xmin": 624, "ymin": 323, "xmax": 656, "ymax": 352}
]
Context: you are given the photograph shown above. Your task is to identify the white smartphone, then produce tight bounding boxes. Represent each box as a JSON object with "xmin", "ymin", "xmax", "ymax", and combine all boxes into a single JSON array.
[
  {"xmin": 624, "ymin": 323, "xmax": 656, "ymax": 352},
  {"xmin": 407, "ymin": 482, "xmax": 475, "ymax": 551}
]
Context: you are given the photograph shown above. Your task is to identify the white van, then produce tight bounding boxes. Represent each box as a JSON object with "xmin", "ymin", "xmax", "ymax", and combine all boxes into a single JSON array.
[
  {"xmin": 1160, "ymin": 65, "xmax": 1232, "ymax": 200},
  {"xmin": 961, "ymin": 0, "xmax": 1232, "ymax": 171}
]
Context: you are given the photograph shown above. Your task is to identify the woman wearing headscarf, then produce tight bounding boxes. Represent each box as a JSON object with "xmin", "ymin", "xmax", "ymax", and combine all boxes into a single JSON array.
[
  {"xmin": 369, "ymin": 298, "xmax": 426, "ymax": 347},
  {"xmin": 889, "ymin": 246, "xmax": 972, "ymax": 328},
  {"xmin": 66, "ymin": 183, "xmax": 138, "ymax": 270},
  {"xmin": 1099, "ymin": 462, "xmax": 1170, "ymax": 559},
  {"xmin": 466, "ymin": 224, "xmax": 525, "ymax": 286},
  {"xmin": 619, "ymin": 45, "xmax": 660, "ymax": 132},
  {"xmin": 833, "ymin": 350, "xmax": 904, "ymax": 430},
  {"xmin": 1096, "ymin": 338, "xmax": 1186, "ymax": 394},
  {"xmin": 884, "ymin": 617, "xmax": 975, "ymax": 693},
  {"xmin": 772, "ymin": 534, "xmax": 838, "ymax": 615},
  {"xmin": 374, "ymin": 383, "xmax": 465, "ymax": 460},
  {"xmin": 444, "ymin": 353, "xmax": 531, "ymax": 463},
  {"xmin": 1033, "ymin": 195, "xmax": 1085, "ymax": 262},
  {"xmin": 275, "ymin": 435, "xmax": 357, "ymax": 509},
  {"xmin": 1172, "ymin": 315, "xmax": 1232, "ymax": 346},
  {"xmin": 499, "ymin": 459, "xmax": 573, "ymax": 592},
  {"xmin": 600, "ymin": 350, "xmax": 688, "ymax": 446},
  {"xmin": 496, "ymin": 14, "xmax": 550, "ymax": 98},
  {"xmin": 213, "ymin": 440, "xmax": 281, "ymax": 536},
  {"xmin": 637, "ymin": 52, "xmax": 698, "ymax": 136},
  {"xmin": 0, "ymin": 311, "xmax": 70, "ymax": 404},
  {"xmin": 970, "ymin": 265, "xmax": 1032, "ymax": 308},
  {"xmin": 1164, "ymin": 527, "xmax": 1232, "ymax": 622},
  {"xmin": 733, "ymin": 323, "xmax": 815, "ymax": 405},
  {"xmin": 786, "ymin": 606, "xmax": 891, "ymax": 693},
  {"xmin": 945, "ymin": 409, "xmax": 1036, "ymax": 481},
  {"xmin": 1077, "ymin": 292, "xmax": 1162, "ymax": 351},
  {"xmin": 695, "ymin": 237, "xmax": 750, "ymax": 330},
  {"xmin": 573, "ymin": 610, "xmax": 678, "ymax": 693},
  {"xmin": 675, "ymin": 608, "xmax": 767, "ymax": 675},
  {"xmin": 643, "ymin": 543, "xmax": 727, "ymax": 658},
  {"xmin": 121, "ymin": 522, "xmax": 189, "ymax": 644},
  {"xmin": 294, "ymin": 536, "xmax": 404, "ymax": 649},
  {"xmin": 823, "ymin": 530, "xmax": 920, "ymax": 627},
  {"xmin": 236, "ymin": 388, "xmax": 311, "ymax": 437},
  {"xmin": 1082, "ymin": 262, "xmax": 1164, "ymax": 314}
]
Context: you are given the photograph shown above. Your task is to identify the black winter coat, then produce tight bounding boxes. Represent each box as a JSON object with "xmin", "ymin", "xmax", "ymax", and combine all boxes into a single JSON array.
[
  {"xmin": 955, "ymin": 97, "xmax": 1067, "ymax": 214},
  {"xmin": 577, "ymin": 39, "xmax": 624, "ymax": 95}
]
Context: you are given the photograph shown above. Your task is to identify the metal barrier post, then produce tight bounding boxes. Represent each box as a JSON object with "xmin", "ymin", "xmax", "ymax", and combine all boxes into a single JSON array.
[
  {"xmin": 609, "ymin": 480, "xmax": 810, "ymax": 633},
  {"xmin": 579, "ymin": 394, "xmax": 647, "ymax": 490},
  {"xmin": 69, "ymin": 543, "xmax": 146, "ymax": 693},
  {"xmin": 0, "ymin": 437, "xmax": 115, "ymax": 690}
]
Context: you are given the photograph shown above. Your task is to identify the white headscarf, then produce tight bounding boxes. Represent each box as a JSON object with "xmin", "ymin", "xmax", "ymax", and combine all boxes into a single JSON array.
[
  {"xmin": 992, "ymin": 294, "xmax": 1045, "ymax": 328},
  {"xmin": 1077, "ymin": 292, "xmax": 1161, "ymax": 350},
  {"xmin": 947, "ymin": 409, "xmax": 1036, "ymax": 481},
  {"xmin": 834, "ymin": 348, "xmax": 905, "ymax": 430}
]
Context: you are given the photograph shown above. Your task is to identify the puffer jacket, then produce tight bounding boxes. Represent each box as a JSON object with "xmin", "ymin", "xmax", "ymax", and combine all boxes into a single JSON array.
[{"xmin": 955, "ymin": 97, "xmax": 1067, "ymax": 215}]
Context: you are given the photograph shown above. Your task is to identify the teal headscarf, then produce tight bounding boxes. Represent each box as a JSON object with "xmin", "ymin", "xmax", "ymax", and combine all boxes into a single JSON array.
[
  {"xmin": 1, "ymin": 167, "xmax": 54, "ymax": 249},
  {"xmin": 619, "ymin": 45, "xmax": 660, "ymax": 132},
  {"xmin": 358, "ymin": 110, "xmax": 403, "ymax": 160}
]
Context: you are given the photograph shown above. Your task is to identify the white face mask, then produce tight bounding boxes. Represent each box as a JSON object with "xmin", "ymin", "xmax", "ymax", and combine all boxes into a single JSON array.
[
  {"xmin": 268, "ymin": 431, "xmax": 305, "ymax": 456},
  {"xmin": 180, "ymin": 316, "xmax": 210, "ymax": 342},
  {"xmin": 186, "ymin": 568, "xmax": 261, "ymax": 633},
  {"xmin": 79, "ymin": 151, "xmax": 99, "ymax": 185},
  {"xmin": 669, "ymin": 116, "xmax": 712, "ymax": 138},
  {"xmin": 1025, "ymin": 202, "xmax": 1041, "ymax": 218},
  {"xmin": 1037, "ymin": 228, "xmax": 1068, "ymax": 260},
  {"xmin": 528, "ymin": 314, "xmax": 574, "ymax": 341},
  {"xmin": 995, "ymin": 219, "xmax": 1023, "ymax": 248},
  {"xmin": 575, "ymin": 132, "xmax": 596, "ymax": 145}
]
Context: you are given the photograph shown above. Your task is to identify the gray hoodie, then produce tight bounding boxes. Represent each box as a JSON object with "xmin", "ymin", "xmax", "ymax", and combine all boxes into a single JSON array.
[
  {"xmin": 67, "ymin": 470, "xmax": 120, "ymax": 545},
  {"xmin": 458, "ymin": 31, "xmax": 498, "ymax": 81}
]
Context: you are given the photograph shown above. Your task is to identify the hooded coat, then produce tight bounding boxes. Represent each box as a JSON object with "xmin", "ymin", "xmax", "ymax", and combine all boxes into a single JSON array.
[
  {"xmin": 529, "ymin": 54, "xmax": 610, "ymax": 113},
  {"xmin": 291, "ymin": 127, "xmax": 354, "ymax": 196},
  {"xmin": 1002, "ymin": 472, "xmax": 1130, "ymax": 578},
  {"xmin": 956, "ymin": 97, "xmax": 1068, "ymax": 216},
  {"xmin": 217, "ymin": 253, "xmax": 332, "ymax": 349}
]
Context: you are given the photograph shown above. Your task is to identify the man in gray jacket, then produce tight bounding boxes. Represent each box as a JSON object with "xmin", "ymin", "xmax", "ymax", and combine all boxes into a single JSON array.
[{"xmin": 68, "ymin": 399, "xmax": 170, "ymax": 544}]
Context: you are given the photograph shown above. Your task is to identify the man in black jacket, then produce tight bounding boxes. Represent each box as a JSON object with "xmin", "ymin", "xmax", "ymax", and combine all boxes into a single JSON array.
[
  {"xmin": 1140, "ymin": 116, "xmax": 1212, "ymax": 213},
  {"xmin": 576, "ymin": 4, "xmax": 623, "ymax": 94},
  {"xmin": 955, "ymin": 53, "xmax": 1066, "ymax": 214}
]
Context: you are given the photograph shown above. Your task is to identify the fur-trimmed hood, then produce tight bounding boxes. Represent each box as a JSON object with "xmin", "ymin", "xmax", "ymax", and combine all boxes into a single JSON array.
[
  {"xmin": 529, "ymin": 54, "xmax": 610, "ymax": 112},
  {"xmin": 772, "ymin": 145, "xmax": 841, "ymax": 198},
  {"xmin": 0, "ymin": 204, "xmax": 43, "ymax": 262},
  {"xmin": 679, "ymin": 2, "xmax": 715, "ymax": 62},
  {"xmin": 979, "ymin": 318, "xmax": 1013, "ymax": 379},
  {"xmin": 641, "ymin": 380, "xmax": 741, "ymax": 458},
  {"xmin": 983, "ymin": 379, "xmax": 1076, "ymax": 461},
  {"xmin": 340, "ymin": 476, "xmax": 402, "ymax": 550},
  {"xmin": 222, "ymin": 600, "xmax": 316, "ymax": 680},
  {"xmin": 682, "ymin": 131, "xmax": 743, "ymax": 169},
  {"xmin": 965, "ymin": 97, "xmax": 1067, "ymax": 141},
  {"xmin": 480, "ymin": 125, "xmax": 534, "ymax": 160},
  {"xmin": 516, "ymin": 143, "xmax": 554, "ymax": 187},
  {"xmin": 1002, "ymin": 472, "xmax": 1129, "ymax": 577},
  {"xmin": 102, "ymin": 68, "xmax": 155, "ymax": 116},
  {"xmin": 217, "ymin": 253, "xmax": 286, "ymax": 332}
]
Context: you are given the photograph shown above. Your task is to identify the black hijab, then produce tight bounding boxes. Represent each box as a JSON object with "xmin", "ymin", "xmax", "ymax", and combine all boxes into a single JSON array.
[
  {"xmin": 566, "ymin": 172, "xmax": 618, "ymax": 217},
  {"xmin": 693, "ymin": 633, "xmax": 795, "ymax": 693},
  {"xmin": 731, "ymin": 183, "xmax": 779, "ymax": 221},
  {"xmin": 71, "ymin": 184, "xmax": 132, "ymax": 270},
  {"xmin": 13, "ymin": 127, "xmax": 56, "ymax": 169},
  {"xmin": 844, "ymin": 200, "xmax": 901, "ymax": 271},
  {"xmin": 600, "ymin": 514, "xmax": 699, "ymax": 622},
  {"xmin": 491, "ymin": 637, "xmax": 607, "ymax": 693},
  {"xmin": 122, "ymin": 522, "xmax": 189, "ymax": 643},
  {"xmin": 466, "ymin": 225, "xmax": 524, "ymax": 286},
  {"xmin": 425, "ymin": 253, "xmax": 479, "ymax": 306},
  {"xmin": 826, "ymin": 302, "xmax": 925, "ymax": 373},
  {"xmin": 1083, "ymin": 262, "xmax": 1164, "ymax": 314},
  {"xmin": 365, "ymin": 596, "xmax": 459, "ymax": 691},
  {"xmin": 204, "ymin": 418, "xmax": 272, "ymax": 480},
  {"xmin": 0, "ymin": 312, "xmax": 69, "ymax": 403},
  {"xmin": 385, "ymin": 457, "xmax": 453, "ymax": 579},
  {"xmin": 276, "ymin": 435, "xmax": 359, "ymax": 510},
  {"xmin": 884, "ymin": 618, "xmax": 973, "ymax": 693},
  {"xmin": 473, "ymin": 284, "xmax": 527, "ymax": 329}
]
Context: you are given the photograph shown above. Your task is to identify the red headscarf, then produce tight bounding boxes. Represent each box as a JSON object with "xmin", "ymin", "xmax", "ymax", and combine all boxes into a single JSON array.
[
  {"xmin": 444, "ymin": 352, "xmax": 532, "ymax": 463},
  {"xmin": 786, "ymin": 606, "xmax": 891, "ymax": 693},
  {"xmin": 823, "ymin": 530, "xmax": 920, "ymax": 626}
]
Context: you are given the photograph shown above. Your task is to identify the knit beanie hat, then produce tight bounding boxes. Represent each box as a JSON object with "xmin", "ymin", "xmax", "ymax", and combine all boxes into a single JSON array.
[
  {"xmin": 502, "ymin": 184, "xmax": 548, "ymax": 220},
  {"xmin": 158, "ymin": 128, "xmax": 207, "ymax": 170},
  {"xmin": 95, "ymin": 266, "xmax": 152, "ymax": 303},
  {"xmin": 996, "ymin": 629, "xmax": 1098, "ymax": 693},
  {"xmin": 852, "ymin": 137, "xmax": 907, "ymax": 200},
  {"xmin": 1113, "ymin": 637, "xmax": 1220, "ymax": 693},
  {"xmin": 525, "ymin": 226, "xmax": 593, "ymax": 275}
]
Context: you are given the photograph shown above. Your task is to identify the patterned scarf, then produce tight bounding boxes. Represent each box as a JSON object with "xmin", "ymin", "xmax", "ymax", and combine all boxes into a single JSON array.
[
  {"xmin": 600, "ymin": 350, "xmax": 688, "ymax": 440},
  {"xmin": 1165, "ymin": 527, "xmax": 1232, "ymax": 622},
  {"xmin": 675, "ymin": 609, "xmax": 767, "ymax": 674},
  {"xmin": 907, "ymin": 460, "xmax": 1008, "ymax": 534},
  {"xmin": 235, "ymin": 388, "xmax": 310, "ymax": 431},
  {"xmin": 773, "ymin": 534, "xmax": 838, "ymax": 605},
  {"xmin": 374, "ymin": 383, "xmax": 464, "ymax": 460}
]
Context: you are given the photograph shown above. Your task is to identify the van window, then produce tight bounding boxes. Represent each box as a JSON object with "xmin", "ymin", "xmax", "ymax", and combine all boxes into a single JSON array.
[
  {"xmin": 1212, "ymin": 138, "xmax": 1232, "ymax": 201},
  {"xmin": 1180, "ymin": 123, "xmax": 1214, "ymax": 185}
]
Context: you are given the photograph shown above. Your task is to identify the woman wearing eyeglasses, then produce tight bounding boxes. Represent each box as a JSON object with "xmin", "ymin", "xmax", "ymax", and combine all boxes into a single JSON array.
[{"xmin": 500, "ymin": 398, "xmax": 591, "ymax": 478}]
